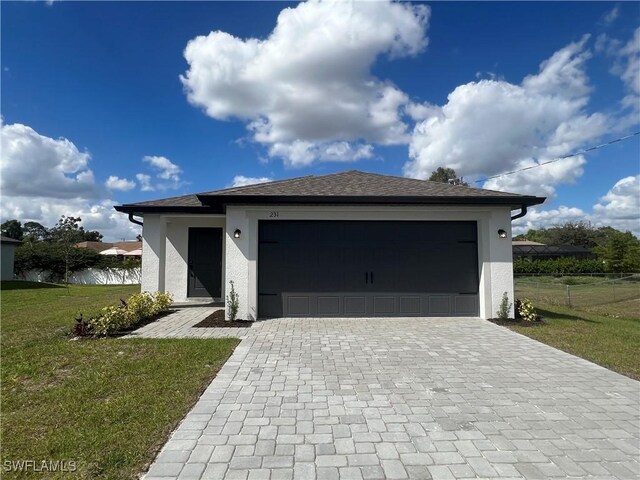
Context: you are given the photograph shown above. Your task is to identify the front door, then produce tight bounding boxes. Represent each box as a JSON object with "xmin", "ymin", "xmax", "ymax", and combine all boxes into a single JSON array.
[{"xmin": 188, "ymin": 227, "xmax": 222, "ymax": 298}]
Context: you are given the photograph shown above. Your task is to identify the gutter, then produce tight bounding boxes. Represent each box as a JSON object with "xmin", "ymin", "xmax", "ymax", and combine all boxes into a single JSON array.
[
  {"xmin": 511, "ymin": 205, "xmax": 528, "ymax": 221},
  {"xmin": 128, "ymin": 213, "xmax": 144, "ymax": 227}
]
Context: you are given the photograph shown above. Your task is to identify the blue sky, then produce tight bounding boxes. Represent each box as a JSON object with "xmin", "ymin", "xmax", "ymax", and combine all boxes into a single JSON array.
[{"xmin": 1, "ymin": 1, "xmax": 639, "ymax": 241}]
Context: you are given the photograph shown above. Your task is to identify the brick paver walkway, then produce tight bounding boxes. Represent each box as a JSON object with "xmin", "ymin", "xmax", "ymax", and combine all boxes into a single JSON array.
[
  {"xmin": 142, "ymin": 317, "xmax": 639, "ymax": 479},
  {"xmin": 126, "ymin": 307, "xmax": 251, "ymax": 339}
]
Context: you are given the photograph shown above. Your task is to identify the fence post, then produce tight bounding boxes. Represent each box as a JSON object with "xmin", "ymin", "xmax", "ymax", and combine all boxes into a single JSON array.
[
  {"xmin": 612, "ymin": 282, "xmax": 616, "ymax": 302},
  {"xmin": 566, "ymin": 285, "xmax": 572, "ymax": 308}
]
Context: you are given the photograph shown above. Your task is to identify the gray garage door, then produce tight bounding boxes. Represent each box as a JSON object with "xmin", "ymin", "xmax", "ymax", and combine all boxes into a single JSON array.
[{"xmin": 258, "ymin": 221, "xmax": 479, "ymax": 318}]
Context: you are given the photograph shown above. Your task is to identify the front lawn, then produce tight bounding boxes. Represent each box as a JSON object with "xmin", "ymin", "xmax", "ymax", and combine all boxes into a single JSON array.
[
  {"xmin": 1, "ymin": 282, "xmax": 239, "ymax": 479},
  {"xmin": 506, "ymin": 303, "xmax": 640, "ymax": 380}
]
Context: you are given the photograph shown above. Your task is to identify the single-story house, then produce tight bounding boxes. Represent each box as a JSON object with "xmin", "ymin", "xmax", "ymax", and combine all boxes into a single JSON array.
[
  {"xmin": 1, "ymin": 235, "xmax": 21, "ymax": 281},
  {"xmin": 115, "ymin": 170, "xmax": 545, "ymax": 320},
  {"xmin": 512, "ymin": 240, "xmax": 593, "ymax": 260}
]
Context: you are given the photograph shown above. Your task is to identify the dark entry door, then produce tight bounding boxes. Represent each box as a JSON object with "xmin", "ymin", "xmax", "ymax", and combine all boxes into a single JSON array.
[
  {"xmin": 258, "ymin": 221, "xmax": 479, "ymax": 318},
  {"xmin": 188, "ymin": 228, "xmax": 222, "ymax": 298}
]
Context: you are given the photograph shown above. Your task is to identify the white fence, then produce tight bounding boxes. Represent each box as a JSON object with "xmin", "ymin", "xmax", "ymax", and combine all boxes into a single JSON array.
[{"xmin": 21, "ymin": 268, "xmax": 141, "ymax": 285}]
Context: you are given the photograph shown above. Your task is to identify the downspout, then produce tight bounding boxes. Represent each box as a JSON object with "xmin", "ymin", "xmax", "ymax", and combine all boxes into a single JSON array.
[
  {"xmin": 128, "ymin": 213, "xmax": 144, "ymax": 227},
  {"xmin": 511, "ymin": 205, "xmax": 527, "ymax": 221}
]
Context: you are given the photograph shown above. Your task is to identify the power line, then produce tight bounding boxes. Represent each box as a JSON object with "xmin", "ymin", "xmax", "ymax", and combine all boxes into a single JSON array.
[{"xmin": 472, "ymin": 130, "xmax": 640, "ymax": 184}]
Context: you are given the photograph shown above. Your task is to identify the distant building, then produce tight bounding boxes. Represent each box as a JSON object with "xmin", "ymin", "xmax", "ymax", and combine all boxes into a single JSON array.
[
  {"xmin": 512, "ymin": 240, "xmax": 593, "ymax": 260},
  {"xmin": 1, "ymin": 235, "xmax": 21, "ymax": 280},
  {"xmin": 75, "ymin": 241, "xmax": 142, "ymax": 255}
]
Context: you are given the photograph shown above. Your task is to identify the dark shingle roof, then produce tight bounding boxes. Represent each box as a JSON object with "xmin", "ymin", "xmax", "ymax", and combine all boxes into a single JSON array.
[
  {"xmin": 1, "ymin": 235, "xmax": 22, "ymax": 244},
  {"xmin": 115, "ymin": 170, "xmax": 545, "ymax": 214}
]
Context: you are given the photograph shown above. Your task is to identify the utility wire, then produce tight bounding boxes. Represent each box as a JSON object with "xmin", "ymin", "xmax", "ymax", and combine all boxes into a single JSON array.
[{"xmin": 472, "ymin": 130, "xmax": 640, "ymax": 184}]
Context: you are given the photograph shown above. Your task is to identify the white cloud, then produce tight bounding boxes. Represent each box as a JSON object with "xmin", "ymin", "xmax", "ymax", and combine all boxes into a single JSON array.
[
  {"xmin": 597, "ymin": 27, "xmax": 640, "ymax": 126},
  {"xmin": 231, "ymin": 176, "xmax": 273, "ymax": 187},
  {"xmin": 592, "ymin": 175, "xmax": 640, "ymax": 234},
  {"xmin": 0, "ymin": 122, "xmax": 139, "ymax": 241},
  {"xmin": 268, "ymin": 141, "xmax": 374, "ymax": 168},
  {"xmin": 513, "ymin": 176, "xmax": 640, "ymax": 236},
  {"xmin": 181, "ymin": 0, "xmax": 429, "ymax": 166},
  {"xmin": 142, "ymin": 155, "xmax": 182, "ymax": 181},
  {"xmin": 137, "ymin": 155, "xmax": 184, "ymax": 190},
  {"xmin": 600, "ymin": 5, "xmax": 620, "ymax": 27},
  {"xmin": 1, "ymin": 122, "xmax": 101, "ymax": 199},
  {"xmin": 512, "ymin": 206, "xmax": 587, "ymax": 235},
  {"xmin": 105, "ymin": 175, "xmax": 136, "ymax": 191},
  {"xmin": 405, "ymin": 35, "xmax": 609, "ymax": 198},
  {"xmin": 135, "ymin": 173, "xmax": 154, "ymax": 192}
]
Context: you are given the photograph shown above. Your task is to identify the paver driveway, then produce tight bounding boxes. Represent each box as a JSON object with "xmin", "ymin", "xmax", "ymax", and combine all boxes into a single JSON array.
[{"xmin": 144, "ymin": 318, "xmax": 639, "ymax": 480}]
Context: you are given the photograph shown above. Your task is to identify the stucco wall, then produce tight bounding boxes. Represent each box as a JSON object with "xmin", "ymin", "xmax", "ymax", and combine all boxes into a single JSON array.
[
  {"xmin": 225, "ymin": 205, "xmax": 515, "ymax": 320},
  {"xmin": 1, "ymin": 243, "xmax": 17, "ymax": 281}
]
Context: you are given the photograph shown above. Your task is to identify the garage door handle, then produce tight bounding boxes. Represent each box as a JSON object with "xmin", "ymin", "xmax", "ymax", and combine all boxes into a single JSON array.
[
  {"xmin": 365, "ymin": 272, "xmax": 369, "ymax": 284},
  {"xmin": 370, "ymin": 271, "xmax": 374, "ymax": 284}
]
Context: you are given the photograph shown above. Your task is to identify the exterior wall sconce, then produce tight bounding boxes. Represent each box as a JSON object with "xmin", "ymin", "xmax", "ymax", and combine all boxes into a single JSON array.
[
  {"xmin": 234, "ymin": 229, "xmax": 242, "ymax": 239},
  {"xmin": 498, "ymin": 229, "xmax": 508, "ymax": 238}
]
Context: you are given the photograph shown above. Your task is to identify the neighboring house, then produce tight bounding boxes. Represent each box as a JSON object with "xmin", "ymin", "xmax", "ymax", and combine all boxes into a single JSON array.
[
  {"xmin": 512, "ymin": 240, "xmax": 593, "ymax": 260},
  {"xmin": 1, "ymin": 235, "xmax": 21, "ymax": 281},
  {"xmin": 75, "ymin": 240, "xmax": 142, "ymax": 256},
  {"xmin": 115, "ymin": 170, "xmax": 545, "ymax": 319}
]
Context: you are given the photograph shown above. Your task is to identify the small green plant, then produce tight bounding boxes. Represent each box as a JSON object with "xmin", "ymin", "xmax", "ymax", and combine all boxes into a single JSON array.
[
  {"xmin": 497, "ymin": 292, "xmax": 512, "ymax": 320},
  {"xmin": 226, "ymin": 280, "xmax": 239, "ymax": 321},
  {"xmin": 516, "ymin": 298, "xmax": 538, "ymax": 322}
]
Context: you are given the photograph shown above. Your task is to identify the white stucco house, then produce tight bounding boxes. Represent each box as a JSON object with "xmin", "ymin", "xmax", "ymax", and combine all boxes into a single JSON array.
[
  {"xmin": 1, "ymin": 235, "xmax": 21, "ymax": 281},
  {"xmin": 115, "ymin": 171, "xmax": 544, "ymax": 320}
]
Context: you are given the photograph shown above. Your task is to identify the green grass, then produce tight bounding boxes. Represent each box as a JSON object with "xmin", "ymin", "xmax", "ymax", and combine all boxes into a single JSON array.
[
  {"xmin": 515, "ymin": 276, "xmax": 640, "ymax": 320},
  {"xmin": 507, "ymin": 303, "xmax": 640, "ymax": 381},
  {"xmin": 1, "ymin": 281, "xmax": 239, "ymax": 479}
]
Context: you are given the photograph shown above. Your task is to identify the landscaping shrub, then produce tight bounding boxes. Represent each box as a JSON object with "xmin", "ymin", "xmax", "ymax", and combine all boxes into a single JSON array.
[
  {"xmin": 497, "ymin": 292, "xmax": 511, "ymax": 320},
  {"xmin": 226, "ymin": 281, "xmax": 239, "ymax": 321},
  {"xmin": 85, "ymin": 291, "xmax": 173, "ymax": 336},
  {"xmin": 514, "ymin": 257, "xmax": 605, "ymax": 275},
  {"xmin": 516, "ymin": 298, "xmax": 538, "ymax": 322}
]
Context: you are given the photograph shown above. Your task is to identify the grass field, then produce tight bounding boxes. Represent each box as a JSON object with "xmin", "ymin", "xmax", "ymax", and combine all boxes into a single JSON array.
[
  {"xmin": 0, "ymin": 282, "xmax": 239, "ymax": 479},
  {"xmin": 515, "ymin": 276, "xmax": 640, "ymax": 320},
  {"xmin": 509, "ymin": 277, "xmax": 640, "ymax": 380}
]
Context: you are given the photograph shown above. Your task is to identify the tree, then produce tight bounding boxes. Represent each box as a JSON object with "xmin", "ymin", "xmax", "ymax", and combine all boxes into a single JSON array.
[
  {"xmin": 23, "ymin": 221, "xmax": 50, "ymax": 242},
  {"xmin": 49, "ymin": 216, "xmax": 87, "ymax": 284},
  {"xmin": 428, "ymin": 167, "xmax": 468, "ymax": 186},
  {"xmin": 1, "ymin": 219, "xmax": 23, "ymax": 240},
  {"xmin": 82, "ymin": 230, "xmax": 103, "ymax": 242},
  {"xmin": 516, "ymin": 221, "xmax": 622, "ymax": 249},
  {"xmin": 593, "ymin": 231, "xmax": 640, "ymax": 273}
]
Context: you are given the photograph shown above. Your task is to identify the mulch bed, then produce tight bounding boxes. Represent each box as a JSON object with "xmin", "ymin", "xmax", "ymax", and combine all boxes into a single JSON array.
[
  {"xmin": 193, "ymin": 309, "xmax": 253, "ymax": 328},
  {"xmin": 488, "ymin": 317, "xmax": 545, "ymax": 327}
]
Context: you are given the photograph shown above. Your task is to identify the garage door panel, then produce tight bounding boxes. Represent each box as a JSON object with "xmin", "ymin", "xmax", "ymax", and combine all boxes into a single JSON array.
[
  {"xmin": 287, "ymin": 296, "xmax": 311, "ymax": 316},
  {"xmin": 318, "ymin": 296, "xmax": 340, "ymax": 316},
  {"xmin": 258, "ymin": 221, "xmax": 479, "ymax": 317},
  {"xmin": 399, "ymin": 296, "xmax": 421, "ymax": 315},
  {"xmin": 455, "ymin": 295, "xmax": 478, "ymax": 315},
  {"xmin": 344, "ymin": 296, "xmax": 366, "ymax": 315},
  {"xmin": 428, "ymin": 295, "xmax": 451, "ymax": 315}
]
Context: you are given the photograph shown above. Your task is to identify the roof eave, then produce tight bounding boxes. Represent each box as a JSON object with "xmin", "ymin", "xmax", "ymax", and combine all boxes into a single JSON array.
[
  {"xmin": 197, "ymin": 194, "xmax": 546, "ymax": 209},
  {"xmin": 113, "ymin": 205, "xmax": 224, "ymax": 215}
]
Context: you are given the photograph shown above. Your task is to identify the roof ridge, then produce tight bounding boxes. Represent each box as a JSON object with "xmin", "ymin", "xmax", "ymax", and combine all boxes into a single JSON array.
[{"xmin": 201, "ymin": 173, "xmax": 319, "ymax": 196}]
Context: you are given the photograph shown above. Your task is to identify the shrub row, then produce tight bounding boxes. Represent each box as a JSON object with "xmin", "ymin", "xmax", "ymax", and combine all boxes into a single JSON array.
[
  {"xmin": 88, "ymin": 292, "xmax": 172, "ymax": 336},
  {"xmin": 514, "ymin": 257, "xmax": 604, "ymax": 275}
]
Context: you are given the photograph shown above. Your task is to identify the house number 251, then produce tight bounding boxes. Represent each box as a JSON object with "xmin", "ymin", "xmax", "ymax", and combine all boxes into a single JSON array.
[{"xmin": 269, "ymin": 211, "xmax": 279, "ymax": 218}]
